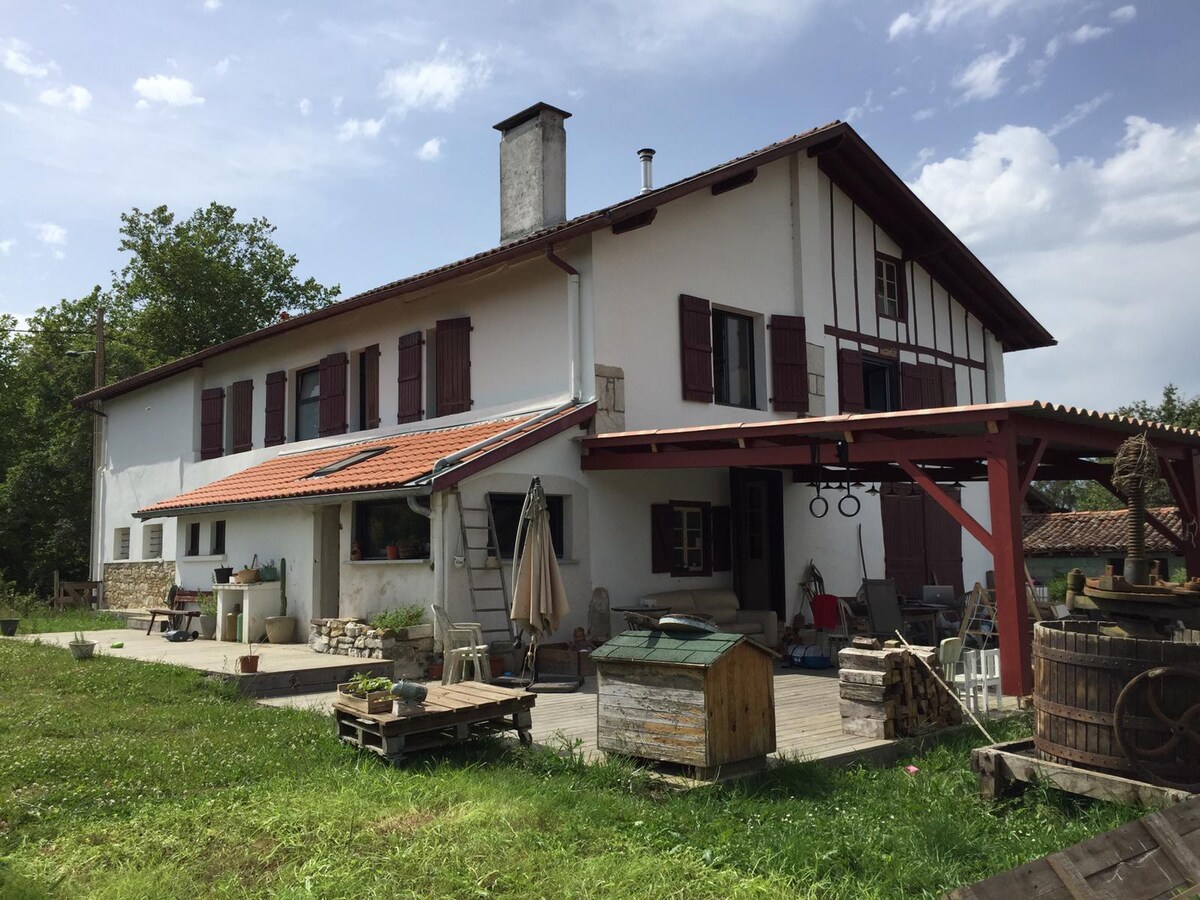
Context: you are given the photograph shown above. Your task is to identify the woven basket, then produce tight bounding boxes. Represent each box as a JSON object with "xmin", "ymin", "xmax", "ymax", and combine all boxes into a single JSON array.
[{"xmin": 231, "ymin": 568, "xmax": 260, "ymax": 584}]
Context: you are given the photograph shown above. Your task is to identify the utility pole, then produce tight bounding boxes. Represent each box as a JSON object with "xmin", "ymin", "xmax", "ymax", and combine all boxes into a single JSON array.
[{"xmin": 89, "ymin": 305, "xmax": 105, "ymax": 584}]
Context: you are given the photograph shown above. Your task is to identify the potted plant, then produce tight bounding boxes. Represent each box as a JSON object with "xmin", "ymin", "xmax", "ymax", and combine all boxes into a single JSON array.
[
  {"xmin": 197, "ymin": 592, "xmax": 217, "ymax": 640},
  {"xmin": 236, "ymin": 639, "xmax": 259, "ymax": 674},
  {"xmin": 232, "ymin": 555, "xmax": 260, "ymax": 584},
  {"xmin": 385, "ymin": 543, "xmax": 400, "ymax": 561},
  {"xmin": 213, "ymin": 566, "xmax": 234, "ymax": 584},
  {"xmin": 259, "ymin": 559, "xmax": 279, "ymax": 582},
  {"xmin": 0, "ymin": 608, "xmax": 19, "ymax": 637},
  {"xmin": 265, "ymin": 557, "xmax": 295, "ymax": 644},
  {"xmin": 69, "ymin": 631, "xmax": 96, "ymax": 660},
  {"xmin": 336, "ymin": 672, "xmax": 394, "ymax": 714}
]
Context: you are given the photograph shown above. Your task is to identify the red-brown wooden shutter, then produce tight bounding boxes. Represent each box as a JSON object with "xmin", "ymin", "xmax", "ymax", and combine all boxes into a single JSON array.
[
  {"xmin": 362, "ymin": 344, "xmax": 380, "ymax": 429},
  {"xmin": 230, "ymin": 379, "xmax": 253, "ymax": 453},
  {"xmin": 769, "ymin": 314, "xmax": 808, "ymax": 413},
  {"xmin": 699, "ymin": 502, "xmax": 714, "ymax": 577},
  {"xmin": 264, "ymin": 371, "xmax": 286, "ymax": 446},
  {"xmin": 880, "ymin": 483, "xmax": 926, "ymax": 598},
  {"xmin": 838, "ymin": 348, "xmax": 865, "ymax": 413},
  {"xmin": 650, "ymin": 504, "xmax": 673, "ymax": 574},
  {"xmin": 435, "ymin": 317, "xmax": 472, "ymax": 417},
  {"xmin": 318, "ymin": 352, "xmax": 349, "ymax": 437},
  {"xmin": 939, "ymin": 364, "xmax": 957, "ymax": 408},
  {"xmin": 679, "ymin": 294, "xmax": 714, "ymax": 403},
  {"xmin": 916, "ymin": 363, "xmax": 939, "ymax": 408},
  {"xmin": 200, "ymin": 387, "xmax": 225, "ymax": 460},
  {"xmin": 711, "ymin": 505, "xmax": 732, "ymax": 572},
  {"xmin": 900, "ymin": 362, "xmax": 924, "ymax": 410},
  {"xmin": 924, "ymin": 486, "xmax": 964, "ymax": 599},
  {"xmin": 397, "ymin": 331, "xmax": 424, "ymax": 424}
]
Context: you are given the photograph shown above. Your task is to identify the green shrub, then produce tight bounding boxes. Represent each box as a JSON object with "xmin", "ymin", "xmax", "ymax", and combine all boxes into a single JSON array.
[
  {"xmin": 1046, "ymin": 572, "xmax": 1069, "ymax": 603},
  {"xmin": 370, "ymin": 605, "xmax": 426, "ymax": 631},
  {"xmin": 1172, "ymin": 566, "xmax": 1190, "ymax": 584}
]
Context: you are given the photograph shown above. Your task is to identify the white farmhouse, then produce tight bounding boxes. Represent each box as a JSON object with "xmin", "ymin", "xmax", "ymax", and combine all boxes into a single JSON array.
[{"xmin": 76, "ymin": 103, "xmax": 1054, "ymax": 652}]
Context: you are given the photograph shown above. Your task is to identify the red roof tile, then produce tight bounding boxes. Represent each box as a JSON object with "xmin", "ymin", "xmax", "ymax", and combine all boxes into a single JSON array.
[
  {"xmin": 137, "ymin": 404, "xmax": 591, "ymax": 517},
  {"xmin": 1022, "ymin": 507, "xmax": 1183, "ymax": 555}
]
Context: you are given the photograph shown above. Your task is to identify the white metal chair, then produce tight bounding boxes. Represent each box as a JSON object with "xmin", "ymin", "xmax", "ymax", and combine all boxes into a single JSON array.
[{"xmin": 430, "ymin": 605, "xmax": 489, "ymax": 685}]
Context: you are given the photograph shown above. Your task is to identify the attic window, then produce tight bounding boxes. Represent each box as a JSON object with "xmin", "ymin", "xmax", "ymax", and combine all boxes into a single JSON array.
[{"xmin": 307, "ymin": 447, "xmax": 389, "ymax": 479}]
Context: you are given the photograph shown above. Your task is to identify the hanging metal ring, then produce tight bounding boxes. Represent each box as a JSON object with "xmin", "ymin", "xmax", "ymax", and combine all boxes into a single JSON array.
[
  {"xmin": 809, "ymin": 495, "xmax": 829, "ymax": 518},
  {"xmin": 838, "ymin": 493, "xmax": 861, "ymax": 518}
]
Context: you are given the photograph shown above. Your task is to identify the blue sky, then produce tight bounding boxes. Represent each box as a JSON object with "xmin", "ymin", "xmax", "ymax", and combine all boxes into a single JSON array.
[{"xmin": 2, "ymin": 0, "xmax": 1198, "ymax": 410}]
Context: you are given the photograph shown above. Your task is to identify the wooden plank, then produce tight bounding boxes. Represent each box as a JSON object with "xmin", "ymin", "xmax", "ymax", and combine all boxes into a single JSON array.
[
  {"xmin": 1142, "ymin": 811, "xmax": 1200, "ymax": 884},
  {"xmin": 1044, "ymin": 853, "xmax": 1098, "ymax": 899}
]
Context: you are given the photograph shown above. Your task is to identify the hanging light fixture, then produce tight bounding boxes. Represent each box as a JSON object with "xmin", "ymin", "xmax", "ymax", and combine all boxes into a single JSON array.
[
  {"xmin": 866, "ymin": 484, "xmax": 880, "ymax": 495},
  {"xmin": 851, "ymin": 481, "xmax": 865, "ymax": 488},
  {"xmin": 951, "ymin": 481, "xmax": 965, "ymax": 489}
]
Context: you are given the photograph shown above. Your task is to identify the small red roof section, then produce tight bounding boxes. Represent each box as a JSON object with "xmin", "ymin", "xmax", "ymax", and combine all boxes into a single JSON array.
[
  {"xmin": 137, "ymin": 403, "xmax": 594, "ymax": 518},
  {"xmin": 1023, "ymin": 507, "xmax": 1183, "ymax": 556}
]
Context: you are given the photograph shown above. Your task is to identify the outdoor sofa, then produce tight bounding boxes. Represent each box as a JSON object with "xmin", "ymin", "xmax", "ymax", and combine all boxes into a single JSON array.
[{"xmin": 638, "ymin": 588, "xmax": 778, "ymax": 648}]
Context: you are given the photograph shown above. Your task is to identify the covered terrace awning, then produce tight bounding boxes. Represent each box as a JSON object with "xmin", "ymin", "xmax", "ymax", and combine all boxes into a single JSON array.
[
  {"xmin": 582, "ymin": 401, "xmax": 1200, "ymax": 696},
  {"xmin": 137, "ymin": 402, "xmax": 595, "ymax": 519}
]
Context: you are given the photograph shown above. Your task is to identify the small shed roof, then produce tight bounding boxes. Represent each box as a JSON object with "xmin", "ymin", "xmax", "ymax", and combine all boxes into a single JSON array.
[
  {"xmin": 591, "ymin": 630, "xmax": 771, "ymax": 667},
  {"xmin": 1022, "ymin": 507, "xmax": 1183, "ymax": 556}
]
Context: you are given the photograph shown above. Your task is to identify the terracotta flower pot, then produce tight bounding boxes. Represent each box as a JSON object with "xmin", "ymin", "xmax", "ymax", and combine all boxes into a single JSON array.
[
  {"xmin": 386, "ymin": 545, "xmax": 400, "ymax": 560},
  {"xmin": 236, "ymin": 654, "xmax": 259, "ymax": 674}
]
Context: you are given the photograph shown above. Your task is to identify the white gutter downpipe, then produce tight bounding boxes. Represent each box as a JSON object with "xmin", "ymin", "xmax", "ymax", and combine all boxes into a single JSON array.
[{"xmin": 545, "ymin": 247, "xmax": 582, "ymax": 402}]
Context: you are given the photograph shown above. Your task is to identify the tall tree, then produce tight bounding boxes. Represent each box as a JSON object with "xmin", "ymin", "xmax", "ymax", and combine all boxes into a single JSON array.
[
  {"xmin": 110, "ymin": 203, "xmax": 339, "ymax": 366},
  {"xmin": 1035, "ymin": 384, "xmax": 1200, "ymax": 512},
  {"xmin": 0, "ymin": 205, "xmax": 339, "ymax": 593}
]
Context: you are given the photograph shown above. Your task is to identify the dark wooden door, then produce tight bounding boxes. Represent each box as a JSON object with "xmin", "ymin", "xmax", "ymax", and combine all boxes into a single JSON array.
[
  {"xmin": 730, "ymin": 468, "xmax": 785, "ymax": 618},
  {"xmin": 880, "ymin": 484, "xmax": 964, "ymax": 599}
]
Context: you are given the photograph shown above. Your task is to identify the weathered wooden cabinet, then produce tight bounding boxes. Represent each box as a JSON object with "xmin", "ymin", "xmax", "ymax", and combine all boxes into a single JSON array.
[{"xmin": 591, "ymin": 630, "xmax": 776, "ymax": 772}]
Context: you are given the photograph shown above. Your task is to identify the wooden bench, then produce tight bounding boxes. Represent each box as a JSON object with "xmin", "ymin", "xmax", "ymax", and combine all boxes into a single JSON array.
[{"xmin": 146, "ymin": 587, "xmax": 202, "ymax": 635}]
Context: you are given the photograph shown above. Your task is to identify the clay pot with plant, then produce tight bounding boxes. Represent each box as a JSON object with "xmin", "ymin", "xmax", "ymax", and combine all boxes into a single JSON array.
[
  {"xmin": 69, "ymin": 631, "xmax": 96, "ymax": 660},
  {"xmin": 264, "ymin": 557, "xmax": 296, "ymax": 644},
  {"xmin": 236, "ymin": 639, "xmax": 260, "ymax": 674}
]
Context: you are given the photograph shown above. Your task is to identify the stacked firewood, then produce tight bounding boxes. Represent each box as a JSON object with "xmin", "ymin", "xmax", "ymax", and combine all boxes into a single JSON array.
[{"xmin": 838, "ymin": 641, "xmax": 962, "ymax": 739}]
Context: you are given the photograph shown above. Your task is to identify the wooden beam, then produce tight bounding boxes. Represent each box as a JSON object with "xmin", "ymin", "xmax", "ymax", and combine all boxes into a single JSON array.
[
  {"xmin": 897, "ymin": 459, "xmax": 995, "ymax": 553},
  {"xmin": 711, "ymin": 168, "xmax": 758, "ymax": 196},
  {"xmin": 987, "ymin": 425, "xmax": 1033, "ymax": 696},
  {"xmin": 1017, "ymin": 437, "xmax": 1048, "ymax": 502}
]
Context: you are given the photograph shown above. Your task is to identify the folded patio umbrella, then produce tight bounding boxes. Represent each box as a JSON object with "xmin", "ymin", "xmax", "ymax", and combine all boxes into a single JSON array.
[{"xmin": 511, "ymin": 477, "xmax": 569, "ymax": 639}]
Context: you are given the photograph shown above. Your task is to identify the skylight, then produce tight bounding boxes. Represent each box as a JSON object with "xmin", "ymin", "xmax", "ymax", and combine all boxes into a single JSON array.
[{"xmin": 306, "ymin": 446, "xmax": 389, "ymax": 479}]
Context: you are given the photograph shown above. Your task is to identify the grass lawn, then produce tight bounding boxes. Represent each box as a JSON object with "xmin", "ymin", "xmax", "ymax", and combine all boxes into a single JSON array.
[
  {"xmin": 12, "ymin": 608, "xmax": 125, "ymax": 635},
  {"xmin": 0, "ymin": 639, "xmax": 1140, "ymax": 899}
]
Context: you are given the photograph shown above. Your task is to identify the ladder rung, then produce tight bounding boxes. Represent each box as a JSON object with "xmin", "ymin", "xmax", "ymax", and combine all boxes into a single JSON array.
[
  {"xmin": 460, "ymin": 506, "xmax": 489, "ymax": 513},
  {"xmin": 470, "ymin": 587, "xmax": 503, "ymax": 592},
  {"xmin": 476, "ymin": 608, "xmax": 510, "ymax": 614},
  {"xmin": 463, "ymin": 525, "xmax": 490, "ymax": 530}
]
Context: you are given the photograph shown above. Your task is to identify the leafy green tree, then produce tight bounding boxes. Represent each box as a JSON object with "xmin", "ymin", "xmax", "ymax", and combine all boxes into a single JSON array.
[
  {"xmin": 1036, "ymin": 384, "xmax": 1200, "ymax": 512},
  {"xmin": 0, "ymin": 205, "xmax": 339, "ymax": 593},
  {"xmin": 110, "ymin": 203, "xmax": 339, "ymax": 366}
]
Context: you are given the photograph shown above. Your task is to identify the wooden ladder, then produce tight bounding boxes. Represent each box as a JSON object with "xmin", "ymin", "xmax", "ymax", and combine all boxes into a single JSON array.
[
  {"xmin": 959, "ymin": 582, "xmax": 997, "ymax": 647},
  {"xmin": 453, "ymin": 490, "xmax": 518, "ymax": 652}
]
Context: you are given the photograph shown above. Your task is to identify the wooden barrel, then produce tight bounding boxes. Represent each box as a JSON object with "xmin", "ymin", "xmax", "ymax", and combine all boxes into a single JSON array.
[{"xmin": 1033, "ymin": 620, "xmax": 1200, "ymax": 786}]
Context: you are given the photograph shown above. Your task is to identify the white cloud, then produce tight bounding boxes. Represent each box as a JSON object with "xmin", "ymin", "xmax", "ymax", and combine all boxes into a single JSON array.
[
  {"xmin": 337, "ymin": 117, "xmax": 384, "ymax": 142},
  {"xmin": 2, "ymin": 38, "xmax": 56, "ymax": 79},
  {"xmin": 1110, "ymin": 5, "xmax": 1136, "ymax": 23},
  {"xmin": 133, "ymin": 75, "xmax": 204, "ymax": 107},
  {"xmin": 887, "ymin": 0, "xmax": 1020, "ymax": 37},
  {"xmin": 0, "ymin": 239, "xmax": 14, "ymax": 255},
  {"xmin": 953, "ymin": 36, "xmax": 1023, "ymax": 101},
  {"xmin": 1047, "ymin": 91, "xmax": 1112, "ymax": 137},
  {"xmin": 913, "ymin": 107, "xmax": 937, "ymax": 121},
  {"xmin": 415, "ymin": 136, "xmax": 443, "ymax": 161},
  {"xmin": 297, "ymin": 98, "xmax": 311, "ymax": 117},
  {"xmin": 910, "ymin": 116, "xmax": 1200, "ymax": 409},
  {"xmin": 203, "ymin": 0, "xmax": 222, "ymax": 9},
  {"xmin": 38, "ymin": 84, "xmax": 92, "ymax": 112},
  {"xmin": 213, "ymin": 57, "xmax": 231, "ymax": 76},
  {"xmin": 843, "ymin": 89, "xmax": 881, "ymax": 123},
  {"xmin": 379, "ymin": 47, "xmax": 491, "ymax": 115},
  {"xmin": 1069, "ymin": 24, "xmax": 1112, "ymax": 44},
  {"xmin": 890, "ymin": 86, "xmax": 909, "ymax": 98},
  {"xmin": 31, "ymin": 222, "xmax": 67, "ymax": 246}
]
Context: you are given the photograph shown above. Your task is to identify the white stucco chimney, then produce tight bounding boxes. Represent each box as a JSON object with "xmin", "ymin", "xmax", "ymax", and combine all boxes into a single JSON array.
[{"xmin": 493, "ymin": 102, "xmax": 571, "ymax": 244}]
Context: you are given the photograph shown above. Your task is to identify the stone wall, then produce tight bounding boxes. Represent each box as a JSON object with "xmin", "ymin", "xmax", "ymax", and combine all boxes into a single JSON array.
[
  {"xmin": 103, "ymin": 561, "xmax": 175, "ymax": 609},
  {"xmin": 309, "ymin": 618, "xmax": 435, "ymax": 679}
]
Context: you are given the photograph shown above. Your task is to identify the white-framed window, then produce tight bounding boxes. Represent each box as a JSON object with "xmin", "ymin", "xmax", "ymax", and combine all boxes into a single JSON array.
[
  {"xmin": 673, "ymin": 504, "xmax": 706, "ymax": 574},
  {"xmin": 113, "ymin": 527, "xmax": 130, "ymax": 561},
  {"xmin": 142, "ymin": 524, "xmax": 163, "ymax": 560},
  {"xmin": 184, "ymin": 522, "xmax": 201, "ymax": 557},
  {"xmin": 875, "ymin": 253, "xmax": 906, "ymax": 320},
  {"xmin": 712, "ymin": 309, "xmax": 757, "ymax": 408},
  {"xmin": 211, "ymin": 520, "xmax": 226, "ymax": 556}
]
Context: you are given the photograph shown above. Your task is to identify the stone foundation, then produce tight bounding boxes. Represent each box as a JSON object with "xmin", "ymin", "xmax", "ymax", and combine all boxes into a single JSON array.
[
  {"xmin": 309, "ymin": 618, "xmax": 435, "ymax": 679},
  {"xmin": 103, "ymin": 561, "xmax": 175, "ymax": 609}
]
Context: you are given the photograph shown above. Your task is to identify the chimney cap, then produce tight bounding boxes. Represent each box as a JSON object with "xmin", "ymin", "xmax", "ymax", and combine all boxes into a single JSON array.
[
  {"xmin": 637, "ymin": 148, "xmax": 656, "ymax": 158},
  {"xmin": 493, "ymin": 101, "xmax": 572, "ymax": 134}
]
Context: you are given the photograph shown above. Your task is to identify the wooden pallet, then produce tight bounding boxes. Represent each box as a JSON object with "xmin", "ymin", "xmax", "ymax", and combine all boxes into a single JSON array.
[
  {"xmin": 334, "ymin": 681, "xmax": 535, "ymax": 763},
  {"xmin": 972, "ymin": 738, "xmax": 1194, "ymax": 809},
  {"xmin": 946, "ymin": 793, "xmax": 1200, "ymax": 899}
]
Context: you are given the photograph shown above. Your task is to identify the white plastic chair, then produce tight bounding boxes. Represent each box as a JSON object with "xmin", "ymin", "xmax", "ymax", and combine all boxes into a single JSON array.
[
  {"xmin": 977, "ymin": 647, "xmax": 1003, "ymax": 713},
  {"xmin": 431, "ymin": 605, "xmax": 489, "ymax": 685},
  {"xmin": 939, "ymin": 637, "xmax": 978, "ymax": 712}
]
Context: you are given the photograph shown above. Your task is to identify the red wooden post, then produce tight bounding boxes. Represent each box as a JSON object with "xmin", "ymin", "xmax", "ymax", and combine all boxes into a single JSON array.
[
  {"xmin": 987, "ymin": 424, "xmax": 1032, "ymax": 696},
  {"xmin": 1166, "ymin": 450, "xmax": 1200, "ymax": 578}
]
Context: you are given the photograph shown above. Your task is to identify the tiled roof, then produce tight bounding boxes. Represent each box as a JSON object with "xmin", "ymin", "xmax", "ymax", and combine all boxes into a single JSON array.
[
  {"xmin": 1022, "ymin": 507, "xmax": 1183, "ymax": 555},
  {"xmin": 137, "ymin": 404, "xmax": 590, "ymax": 517},
  {"xmin": 590, "ymin": 630, "xmax": 767, "ymax": 666}
]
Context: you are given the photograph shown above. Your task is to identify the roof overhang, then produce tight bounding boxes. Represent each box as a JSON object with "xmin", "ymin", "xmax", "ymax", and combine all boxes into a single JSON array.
[
  {"xmin": 137, "ymin": 402, "xmax": 594, "ymax": 519},
  {"xmin": 75, "ymin": 120, "xmax": 1052, "ymax": 407}
]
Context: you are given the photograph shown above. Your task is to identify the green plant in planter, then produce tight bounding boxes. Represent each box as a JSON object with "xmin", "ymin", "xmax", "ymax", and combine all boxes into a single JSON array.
[
  {"xmin": 369, "ymin": 605, "xmax": 425, "ymax": 632},
  {"xmin": 343, "ymin": 673, "xmax": 392, "ymax": 697},
  {"xmin": 197, "ymin": 592, "xmax": 217, "ymax": 617}
]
